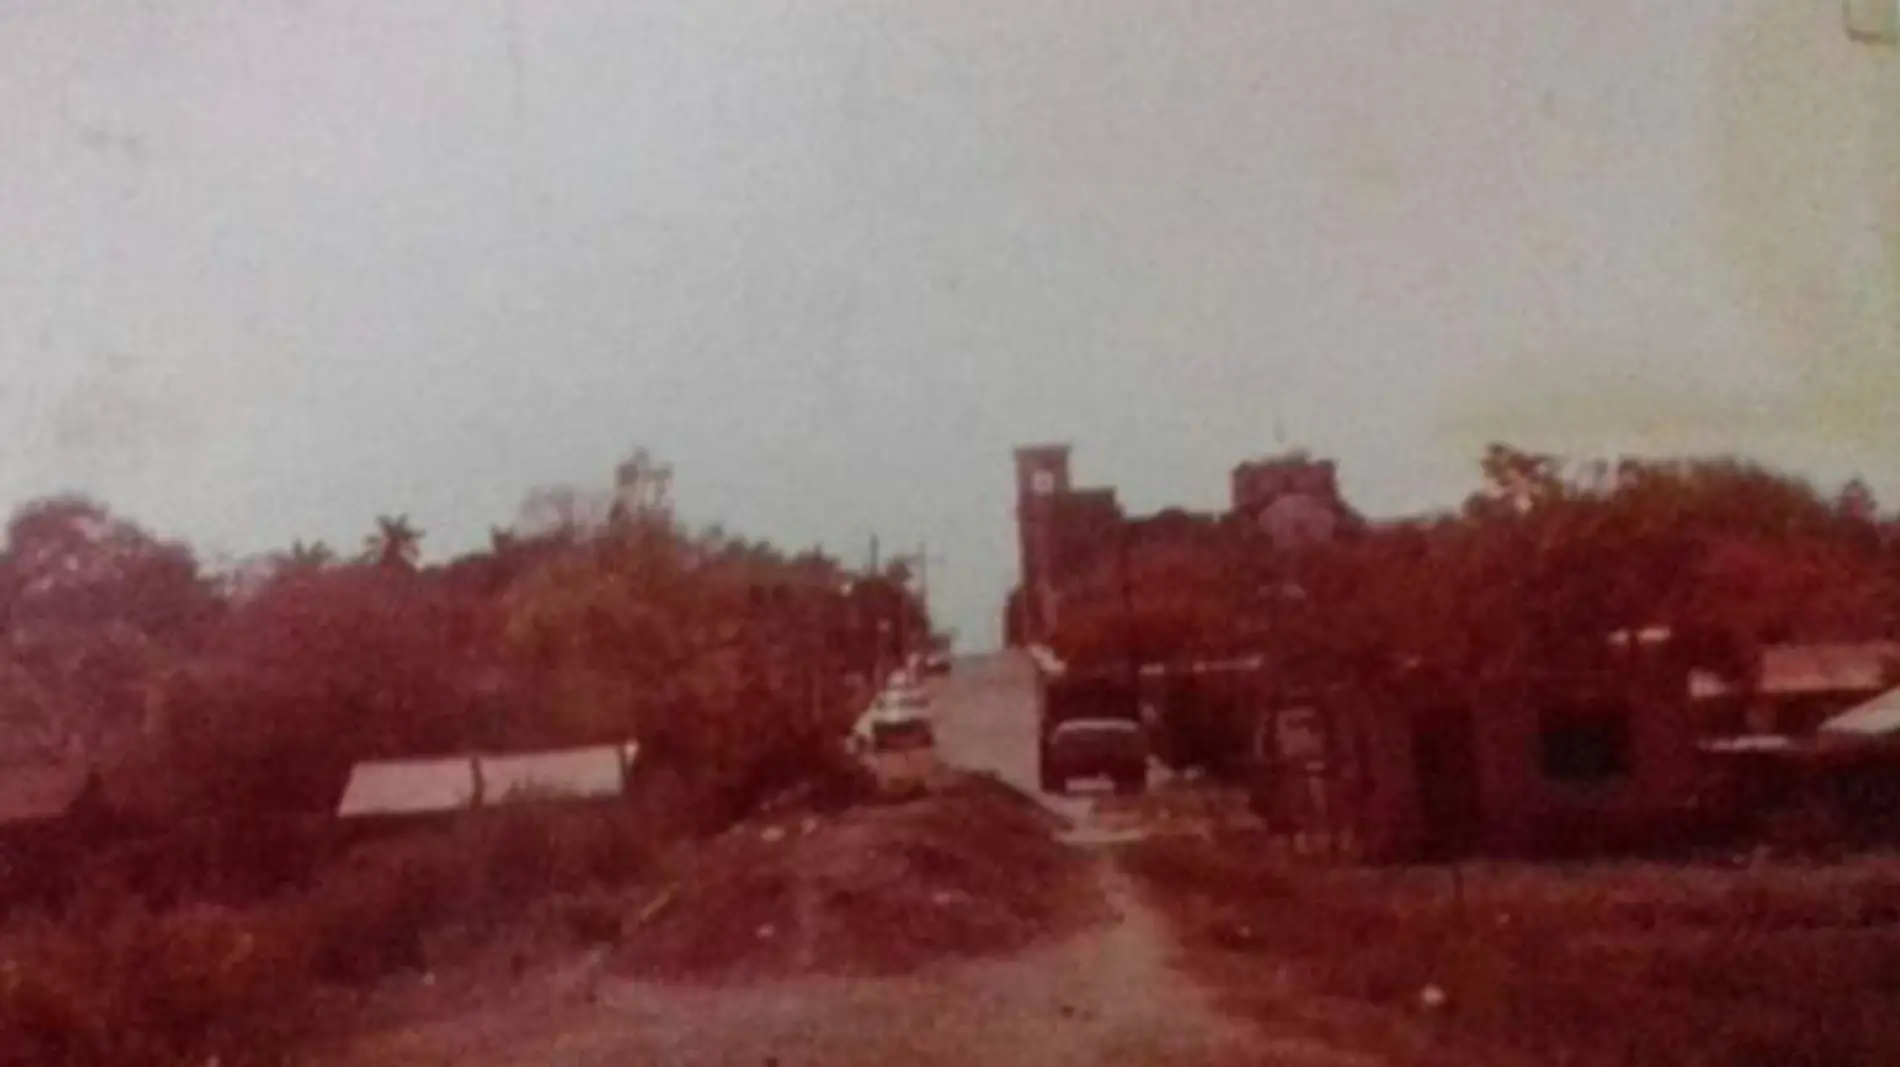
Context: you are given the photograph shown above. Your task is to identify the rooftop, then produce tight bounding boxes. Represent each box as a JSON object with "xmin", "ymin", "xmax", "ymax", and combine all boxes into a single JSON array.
[{"xmin": 335, "ymin": 741, "xmax": 639, "ymax": 818}]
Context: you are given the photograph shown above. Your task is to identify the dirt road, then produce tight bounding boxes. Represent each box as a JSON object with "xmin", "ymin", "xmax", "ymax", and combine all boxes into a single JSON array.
[{"xmin": 335, "ymin": 654, "xmax": 1375, "ymax": 1067}]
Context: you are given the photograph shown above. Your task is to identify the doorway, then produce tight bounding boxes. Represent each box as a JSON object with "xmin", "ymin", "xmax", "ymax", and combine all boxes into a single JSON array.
[{"xmin": 1411, "ymin": 704, "xmax": 1484, "ymax": 860}]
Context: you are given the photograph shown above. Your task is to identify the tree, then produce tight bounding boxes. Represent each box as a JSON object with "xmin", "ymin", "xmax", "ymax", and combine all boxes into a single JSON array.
[
  {"xmin": 276, "ymin": 540, "xmax": 337, "ymax": 574},
  {"xmin": 517, "ymin": 485, "xmax": 612, "ymax": 540},
  {"xmin": 0, "ymin": 495, "xmax": 218, "ymax": 641},
  {"xmin": 503, "ymin": 511, "xmax": 743, "ymax": 747},
  {"xmin": 1249, "ymin": 446, "xmax": 1897, "ymax": 696},
  {"xmin": 363, "ymin": 515, "xmax": 422, "ymax": 572},
  {"xmin": 1048, "ymin": 531, "xmax": 1244, "ymax": 667},
  {"xmin": 150, "ymin": 567, "xmax": 480, "ymax": 814},
  {"xmin": 0, "ymin": 497, "xmax": 217, "ymax": 761}
]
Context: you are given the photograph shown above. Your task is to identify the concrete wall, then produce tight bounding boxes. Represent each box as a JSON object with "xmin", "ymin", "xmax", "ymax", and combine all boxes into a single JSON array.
[{"xmin": 1461, "ymin": 667, "xmax": 1704, "ymax": 857}]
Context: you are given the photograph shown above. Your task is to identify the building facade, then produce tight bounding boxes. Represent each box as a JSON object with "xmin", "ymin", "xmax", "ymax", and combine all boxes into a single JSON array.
[{"xmin": 1008, "ymin": 443, "xmax": 1360, "ymax": 647}]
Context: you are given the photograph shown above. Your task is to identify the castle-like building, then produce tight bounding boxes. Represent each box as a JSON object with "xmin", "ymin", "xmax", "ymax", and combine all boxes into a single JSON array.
[{"xmin": 1007, "ymin": 443, "xmax": 1361, "ymax": 647}]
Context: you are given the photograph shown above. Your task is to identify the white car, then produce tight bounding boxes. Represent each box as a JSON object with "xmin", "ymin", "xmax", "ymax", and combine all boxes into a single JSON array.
[
  {"xmin": 848, "ymin": 707, "xmax": 943, "ymax": 797},
  {"xmin": 881, "ymin": 682, "xmax": 930, "ymax": 712}
]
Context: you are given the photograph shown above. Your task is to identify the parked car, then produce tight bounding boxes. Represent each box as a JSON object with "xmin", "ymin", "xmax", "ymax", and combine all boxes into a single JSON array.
[
  {"xmin": 1041, "ymin": 718, "xmax": 1148, "ymax": 796},
  {"xmin": 849, "ymin": 707, "xmax": 942, "ymax": 798},
  {"xmin": 878, "ymin": 678, "xmax": 931, "ymax": 713},
  {"xmin": 922, "ymin": 650, "xmax": 953, "ymax": 676}
]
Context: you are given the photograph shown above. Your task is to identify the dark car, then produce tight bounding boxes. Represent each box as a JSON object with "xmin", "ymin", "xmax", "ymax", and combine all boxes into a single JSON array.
[{"xmin": 1040, "ymin": 718, "xmax": 1148, "ymax": 795}]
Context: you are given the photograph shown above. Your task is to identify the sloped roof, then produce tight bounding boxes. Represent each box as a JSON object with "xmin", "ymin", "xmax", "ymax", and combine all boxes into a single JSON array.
[
  {"xmin": 481, "ymin": 743, "xmax": 636, "ymax": 804},
  {"xmin": 335, "ymin": 742, "xmax": 639, "ymax": 818},
  {"xmin": 1698, "ymin": 734, "xmax": 1796, "ymax": 754},
  {"xmin": 1692, "ymin": 642, "xmax": 1900, "ymax": 700},
  {"xmin": 1820, "ymin": 685, "xmax": 1900, "ymax": 738},
  {"xmin": 336, "ymin": 755, "xmax": 478, "ymax": 818}
]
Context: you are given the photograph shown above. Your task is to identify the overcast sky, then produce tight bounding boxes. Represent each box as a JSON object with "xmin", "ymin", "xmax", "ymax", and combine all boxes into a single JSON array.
[{"xmin": 2, "ymin": 1, "xmax": 1896, "ymax": 647}]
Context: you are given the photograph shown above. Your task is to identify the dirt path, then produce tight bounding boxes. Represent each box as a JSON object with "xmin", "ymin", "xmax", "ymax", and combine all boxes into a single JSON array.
[
  {"xmin": 337, "ymin": 853, "xmax": 1362, "ymax": 1067},
  {"xmin": 330, "ymin": 655, "xmax": 1385, "ymax": 1066}
]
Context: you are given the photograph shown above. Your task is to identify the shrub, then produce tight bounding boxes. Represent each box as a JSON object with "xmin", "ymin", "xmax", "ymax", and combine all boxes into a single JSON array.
[
  {"xmin": 299, "ymin": 832, "xmax": 467, "ymax": 984},
  {"xmin": 475, "ymin": 800, "xmax": 655, "ymax": 906},
  {"xmin": 1128, "ymin": 839, "xmax": 1900, "ymax": 1067},
  {"xmin": 0, "ymin": 901, "xmax": 313, "ymax": 1067},
  {"xmin": 298, "ymin": 800, "xmax": 658, "ymax": 983}
]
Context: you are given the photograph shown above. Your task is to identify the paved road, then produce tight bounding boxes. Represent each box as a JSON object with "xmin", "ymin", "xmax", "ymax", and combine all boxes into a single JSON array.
[
  {"xmin": 930, "ymin": 652, "xmax": 1151, "ymax": 845},
  {"xmin": 930, "ymin": 654, "xmax": 1082, "ymax": 810}
]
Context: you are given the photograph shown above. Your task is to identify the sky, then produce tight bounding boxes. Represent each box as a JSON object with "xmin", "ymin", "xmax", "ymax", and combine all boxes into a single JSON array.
[{"xmin": 2, "ymin": 0, "xmax": 1896, "ymax": 649}]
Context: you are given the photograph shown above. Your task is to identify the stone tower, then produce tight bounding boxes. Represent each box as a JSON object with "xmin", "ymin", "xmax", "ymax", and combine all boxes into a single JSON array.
[{"xmin": 1012, "ymin": 444, "xmax": 1073, "ymax": 644}]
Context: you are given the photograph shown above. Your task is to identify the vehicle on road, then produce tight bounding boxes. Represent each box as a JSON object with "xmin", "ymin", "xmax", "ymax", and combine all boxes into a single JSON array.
[
  {"xmin": 878, "ymin": 676, "xmax": 931, "ymax": 713},
  {"xmin": 922, "ymin": 650, "xmax": 953, "ymax": 676},
  {"xmin": 1036, "ymin": 664, "xmax": 1144, "ymax": 793},
  {"xmin": 849, "ymin": 706, "xmax": 943, "ymax": 799},
  {"xmin": 1041, "ymin": 718, "xmax": 1148, "ymax": 795}
]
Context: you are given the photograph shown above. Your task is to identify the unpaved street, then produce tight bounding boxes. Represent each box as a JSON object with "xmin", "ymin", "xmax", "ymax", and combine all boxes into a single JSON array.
[{"xmin": 335, "ymin": 654, "xmax": 1379, "ymax": 1067}]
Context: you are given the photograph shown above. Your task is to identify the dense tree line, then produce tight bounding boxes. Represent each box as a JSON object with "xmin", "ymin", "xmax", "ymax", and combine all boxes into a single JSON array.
[
  {"xmin": 0, "ymin": 449, "xmax": 930, "ymax": 822},
  {"xmin": 1047, "ymin": 444, "xmax": 1899, "ymax": 693}
]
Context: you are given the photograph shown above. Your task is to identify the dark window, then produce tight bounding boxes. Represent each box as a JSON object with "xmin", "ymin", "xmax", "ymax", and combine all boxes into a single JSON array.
[{"xmin": 1537, "ymin": 703, "xmax": 1633, "ymax": 784}]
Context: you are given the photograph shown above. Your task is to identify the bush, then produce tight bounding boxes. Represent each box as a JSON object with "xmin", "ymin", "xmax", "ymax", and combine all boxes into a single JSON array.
[
  {"xmin": 300, "ymin": 832, "xmax": 466, "ymax": 984},
  {"xmin": 299, "ymin": 801, "xmax": 656, "ymax": 983},
  {"xmin": 0, "ymin": 901, "xmax": 313, "ymax": 1067},
  {"xmin": 0, "ymin": 799, "xmax": 669, "ymax": 1067},
  {"xmin": 1127, "ymin": 839, "xmax": 1900, "ymax": 1067}
]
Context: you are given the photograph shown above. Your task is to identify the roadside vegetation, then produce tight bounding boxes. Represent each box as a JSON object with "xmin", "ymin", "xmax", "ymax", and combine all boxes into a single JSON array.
[
  {"xmin": 1060, "ymin": 445, "xmax": 1900, "ymax": 1063},
  {"xmin": 1128, "ymin": 832, "xmax": 1900, "ymax": 1067},
  {"xmin": 1049, "ymin": 445, "xmax": 1898, "ymax": 696},
  {"xmin": 0, "ymin": 448, "xmax": 929, "ymax": 1066}
]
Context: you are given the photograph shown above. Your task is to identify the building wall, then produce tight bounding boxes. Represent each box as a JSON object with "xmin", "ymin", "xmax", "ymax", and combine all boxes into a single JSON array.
[
  {"xmin": 1012, "ymin": 444, "xmax": 1074, "ymax": 642},
  {"xmin": 1341, "ymin": 661, "xmax": 1712, "ymax": 862},
  {"xmin": 1232, "ymin": 456, "xmax": 1339, "ymax": 515},
  {"xmin": 1012, "ymin": 445, "xmax": 1357, "ymax": 646},
  {"xmin": 1460, "ymin": 665, "xmax": 1703, "ymax": 857}
]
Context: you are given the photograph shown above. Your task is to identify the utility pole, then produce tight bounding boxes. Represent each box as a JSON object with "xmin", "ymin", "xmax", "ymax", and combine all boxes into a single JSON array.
[
  {"xmin": 1120, "ymin": 522, "xmax": 1139, "ymax": 686},
  {"xmin": 916, "ymin": 541, "xmax": 929, "ymax": 622},
  {"xmin": 912, "ymin": 542, "xmax": 947, "ymax": 645}
]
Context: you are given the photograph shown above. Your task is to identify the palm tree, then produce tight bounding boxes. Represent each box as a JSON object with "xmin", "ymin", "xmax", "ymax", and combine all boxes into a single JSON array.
[
  {"xmin": 364, "ymin": 515, "xmax": 423, "ymax": 571},
  {"xmin": 489, "ymin": 526, "xmax": 521, "ymax": 556},
  {"xmin": 281, "ymin": 540, "xmax": 336, "ymax": 571}
]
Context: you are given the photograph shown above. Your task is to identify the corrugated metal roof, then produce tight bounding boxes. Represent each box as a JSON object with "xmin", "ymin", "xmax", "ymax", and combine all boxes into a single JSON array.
[
  {"xmin": 481, "ymin": 743, "xmax": 635, "ymax": 804},
  {"xmin": 336, "ymin": 756, "xmax": 478, "ymax": 818},
  {"xmin": 335, "ymin": 742, "xmax": 640, "ymax": 817},
  {"xmin": 1764, "ymin": 643, "xmax": 1899, "ymax": 694},
  {"xmin": 1698, "ymin": 735, "xmax": 1795, "ymax": 754},
  {"xmin": 1820, "ymin": 685, "xmax": 1900, "ymax": 738},
  {"xmin": 1692, "ymin": 642, "xmax": 1900, "ymax": 700}
]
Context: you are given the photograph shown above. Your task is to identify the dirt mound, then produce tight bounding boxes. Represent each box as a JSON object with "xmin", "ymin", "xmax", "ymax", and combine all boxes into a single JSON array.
[{"xmin": 614, "ymin": 772, "xmax": 1103, "ymax": 981}]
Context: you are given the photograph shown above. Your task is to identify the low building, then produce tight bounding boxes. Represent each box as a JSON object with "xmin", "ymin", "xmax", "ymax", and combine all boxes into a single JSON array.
[
  {"xmin": 0, "ymin": 759, "xmax": 123, "ymax": 915},
  {"xmin": 1248, "ymin": 650, "xmax": 1708, "ymax": 862},
  {"xmin": 334, "ymin": 741, "xmax": 640, "ymax": 822},
  {"xmin": 1691, "ymin": 641, "xmax": 1900, "ymax": 736}
]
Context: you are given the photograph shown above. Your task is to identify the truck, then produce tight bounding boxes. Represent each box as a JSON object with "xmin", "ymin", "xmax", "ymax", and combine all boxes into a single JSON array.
[{"xmin": 1034, "ymin": 661, "xmax": 1148, "ymax": 795}]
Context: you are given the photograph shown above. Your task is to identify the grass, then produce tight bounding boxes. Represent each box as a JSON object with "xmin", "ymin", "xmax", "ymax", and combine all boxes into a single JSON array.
[
  {"xmin": 1125, "ymin": 832, "xmax": 1900, "ymax": 1067},
  {"xmin": 0, "ymin": 800, "xmax": 663, "ymax": 1067}
]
